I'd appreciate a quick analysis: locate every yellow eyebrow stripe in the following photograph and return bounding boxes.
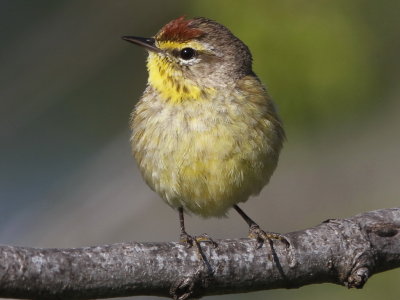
[156,40,208,51]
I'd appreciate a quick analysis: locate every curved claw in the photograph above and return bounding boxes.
[180,232,218,249]
[196,233,218,248]
[180,231,195,248]
[249,224,290,248]
[170,273,197,300]
[169,258,212,300]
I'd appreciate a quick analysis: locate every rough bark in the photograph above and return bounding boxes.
[0,208,399,299]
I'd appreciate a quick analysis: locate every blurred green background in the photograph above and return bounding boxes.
[1,1,399,299]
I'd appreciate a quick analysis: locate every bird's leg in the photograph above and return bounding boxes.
[179,207,195,247]
[177,207,216,276]
[233,204,289,248]
[171,208,215,300]
[178,207,217,248]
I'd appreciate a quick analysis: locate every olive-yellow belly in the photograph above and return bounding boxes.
[131,84,282,217]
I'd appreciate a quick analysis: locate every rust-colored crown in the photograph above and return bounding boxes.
[157,16,205,42]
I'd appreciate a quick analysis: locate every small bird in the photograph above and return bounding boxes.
[123,16,286,246]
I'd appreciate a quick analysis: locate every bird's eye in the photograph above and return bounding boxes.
[180,48,196,60]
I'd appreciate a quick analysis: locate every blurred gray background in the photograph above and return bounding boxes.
[0,1,399,299]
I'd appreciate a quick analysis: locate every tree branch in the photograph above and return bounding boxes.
[0,208,399,299]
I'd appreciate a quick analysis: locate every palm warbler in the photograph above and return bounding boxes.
[123,17,286,246]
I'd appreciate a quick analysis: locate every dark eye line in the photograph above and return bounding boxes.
[171,49,181,57]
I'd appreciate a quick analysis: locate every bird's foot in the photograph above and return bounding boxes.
[170,265,208,300]
[249,224,290,248]
[179,230,195,248]
[179,230,215,275]
[180,231,218,249]
[194,233,218,248]
[173,231,215,299]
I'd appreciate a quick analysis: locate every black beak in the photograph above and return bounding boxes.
[122,36,161,53]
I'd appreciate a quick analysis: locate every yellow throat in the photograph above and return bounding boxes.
[146,41,215,103]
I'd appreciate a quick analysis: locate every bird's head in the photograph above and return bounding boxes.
[123,17,253,103]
